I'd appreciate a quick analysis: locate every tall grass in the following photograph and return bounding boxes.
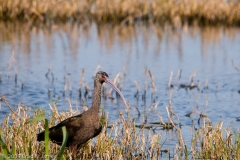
[0,95,239,159]
[0,0,240,25]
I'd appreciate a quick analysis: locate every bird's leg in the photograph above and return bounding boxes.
[69,145,77,155]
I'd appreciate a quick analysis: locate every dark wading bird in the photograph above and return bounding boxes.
[37,71,127,153]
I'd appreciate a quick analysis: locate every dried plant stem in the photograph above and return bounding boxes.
[0,95,21,119]
[168,71,173,88]
[80,68,85,89]
[93,65,102,77]
[148,69,156,92]
[232,60,240,73]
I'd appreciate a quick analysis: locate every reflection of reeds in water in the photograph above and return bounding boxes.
[1,0,240,25]
[0,21,240,57]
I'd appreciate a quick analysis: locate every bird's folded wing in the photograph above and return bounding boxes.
[48,114,84,143]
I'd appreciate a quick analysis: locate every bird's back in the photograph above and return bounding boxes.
[37,109,102,147]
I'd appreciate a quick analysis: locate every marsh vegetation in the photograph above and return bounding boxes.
[1,0,240,26]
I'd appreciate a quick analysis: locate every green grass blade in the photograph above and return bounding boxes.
[184,145,189,159]
[58,126,68,160]
[19,144,25,154]
[18,144,26,160]
[0,134,10,155]
[44,119,50,160]
[11,141,16,158]
[28,140,32,155]
[27,116,46,124]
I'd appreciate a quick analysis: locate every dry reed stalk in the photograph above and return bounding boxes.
[148,70,156,92]
[134,81,140,93]
[79,68,85,89]
[93,65,102,77]
[204,79,209,89]
[176,69,182,85]
[63,81,67,97]
[168,71,173,89]
[165,105,186,159]
[67,78,72,96]
[45,65,53,79]
[117,78,121,92]
[189,70,197,87]
[7,49,17,79]
[134,81,140,97]
[215,83,224,94]
[232,60,240,73]
[157,113,166,126]
[195,98,208,117]
[0,95,21,119]
[197,81,201,91]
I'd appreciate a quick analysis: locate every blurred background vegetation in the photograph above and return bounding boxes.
[0,0,240,26]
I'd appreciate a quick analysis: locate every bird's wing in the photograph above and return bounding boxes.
[48,114,84,144]
[55,114,83,128]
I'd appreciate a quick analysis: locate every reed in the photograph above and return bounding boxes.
[191,119,240,159]
[0,94,239,159]
[0,0,240,25]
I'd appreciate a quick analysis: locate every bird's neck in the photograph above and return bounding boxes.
[91,81,102,112]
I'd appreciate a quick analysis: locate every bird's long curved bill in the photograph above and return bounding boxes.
[105,78,128,108]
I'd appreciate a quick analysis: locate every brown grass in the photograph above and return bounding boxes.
[0,0,240,25]
[0,90,239,159]
[0,95,164,159]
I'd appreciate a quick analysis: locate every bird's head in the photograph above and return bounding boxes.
[95,71,128,108]
[96,71,109,84]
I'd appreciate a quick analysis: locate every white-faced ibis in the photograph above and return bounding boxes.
[37,71,127,153]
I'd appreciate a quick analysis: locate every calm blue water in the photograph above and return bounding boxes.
[0,22,240,154]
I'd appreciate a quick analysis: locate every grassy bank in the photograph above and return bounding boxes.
[0,0,240,25]
[0,94,239,159]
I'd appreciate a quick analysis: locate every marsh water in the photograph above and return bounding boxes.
[0,21,240,154]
